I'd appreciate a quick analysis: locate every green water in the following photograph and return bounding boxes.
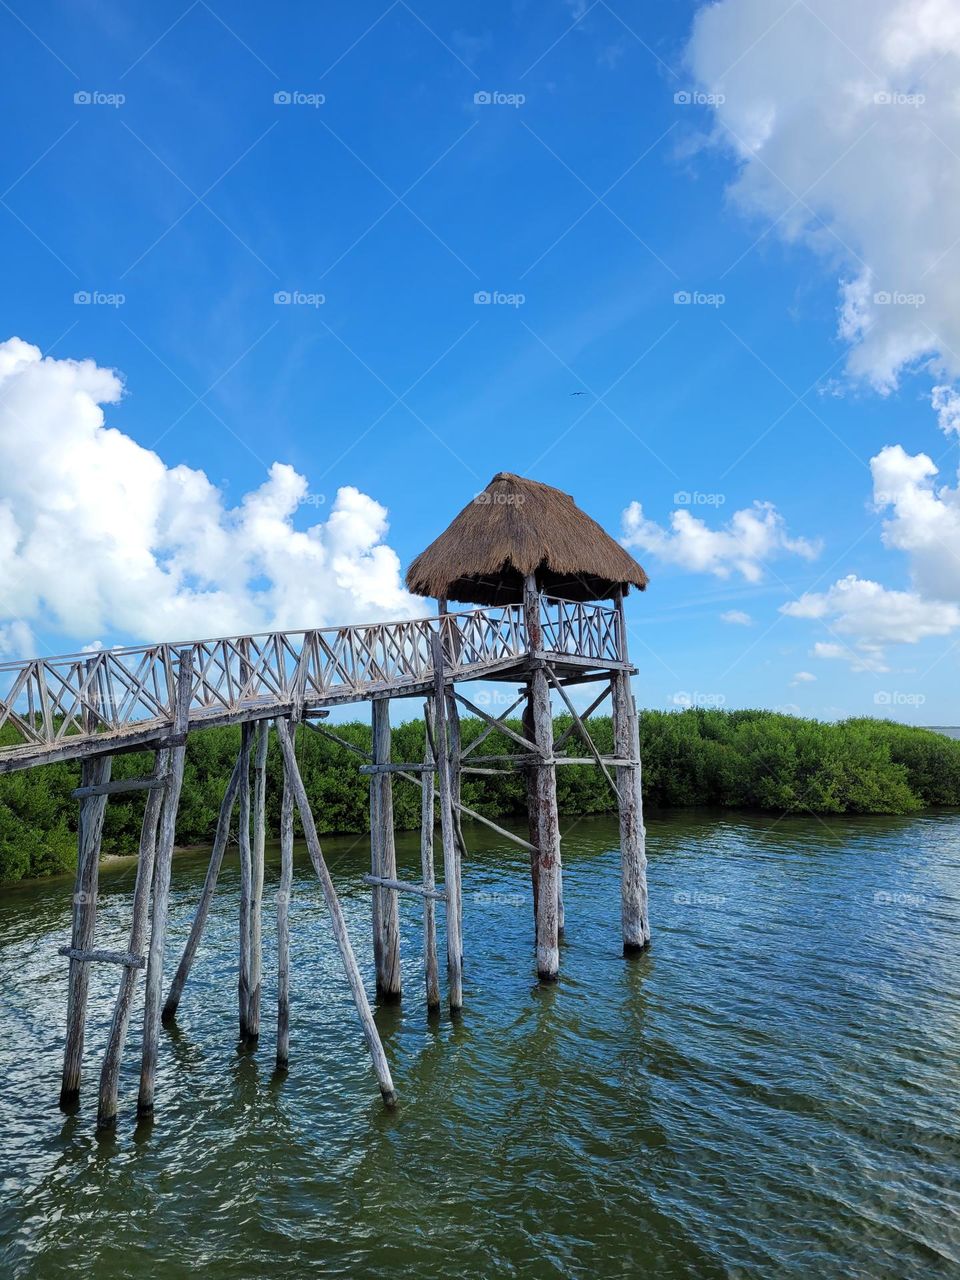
[1,810,958,1279]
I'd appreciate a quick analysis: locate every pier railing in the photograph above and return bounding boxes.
[0,596,623,769]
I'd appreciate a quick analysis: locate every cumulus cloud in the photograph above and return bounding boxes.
[621,500,819,582]
[790,671,816,684]
[782,574,960,671]
[686,0,960,393]
[720,609,753,625]
[0,338,424,654]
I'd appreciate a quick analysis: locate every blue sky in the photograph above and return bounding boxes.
[2,0,959,723]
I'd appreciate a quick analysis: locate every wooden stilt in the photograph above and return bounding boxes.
[274,717,397,1106]
[445,688,467,954]
[248,720,268,1040]
[137,651,192,1117]
[162,749,244,1023]
[60,752,112,1108]
[98,753,168,1128]
[430,632,463,1010]
[524,575,560,982]
[237,721,254,1041]
[612,669,649,952]
[370,699,401,1002]
[276,752,294,1070]
[522,691,540,935]
[421,702,441,1011]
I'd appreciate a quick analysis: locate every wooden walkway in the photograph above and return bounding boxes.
[0,597,625,774]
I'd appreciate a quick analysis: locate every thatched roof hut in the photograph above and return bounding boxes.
[406,472,648,606]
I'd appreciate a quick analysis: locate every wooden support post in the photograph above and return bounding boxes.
[612,668,650,952]
[276,738,295,1071]
[370,699,401,1002]
[522,689,540,935]
[98,752,168,1129]
[248,720,268,1040]
[237,721,254,1042]
[274,717,397,1106]
[524,575,561,981]
[430,633,463,1010]
[421,703,440,1011]
[60,752,112,1108]
[162,749,244,1023]
[137,650,192,1118]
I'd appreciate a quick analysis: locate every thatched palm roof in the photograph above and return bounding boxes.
[406,472,649,605]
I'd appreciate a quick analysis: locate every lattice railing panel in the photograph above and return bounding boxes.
[0,598,620,765]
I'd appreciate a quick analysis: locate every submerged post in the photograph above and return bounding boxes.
[137,648,192,1118]
[60,751,112,1108]
[612,589,649,951]
[370,699,401,1002]
[275,716,397,1106]
[237,721,254,1042]
[430,631,463,1010]
[421,702,441,1011]
[162,749,244,1022]
[523,574,561,981]
[97,751,168,1129]
[248,720,268,1040]
[276,756,294,1071]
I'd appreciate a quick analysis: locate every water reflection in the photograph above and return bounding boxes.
[1,809,958,1277]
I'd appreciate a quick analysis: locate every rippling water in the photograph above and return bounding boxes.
[1,809,959,1279]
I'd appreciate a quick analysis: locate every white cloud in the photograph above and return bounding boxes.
[720,609,753,625]
[621,499,819,582]
[0,338,424,652]
[790,670,816,684]
[686,0,960,394]
[782,574,960,670]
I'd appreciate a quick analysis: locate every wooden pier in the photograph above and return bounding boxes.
[0,472,650,1126]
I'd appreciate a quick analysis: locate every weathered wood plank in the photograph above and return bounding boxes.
[59,947,144,968]
[363,874,445,901]
[71,776,167,799]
